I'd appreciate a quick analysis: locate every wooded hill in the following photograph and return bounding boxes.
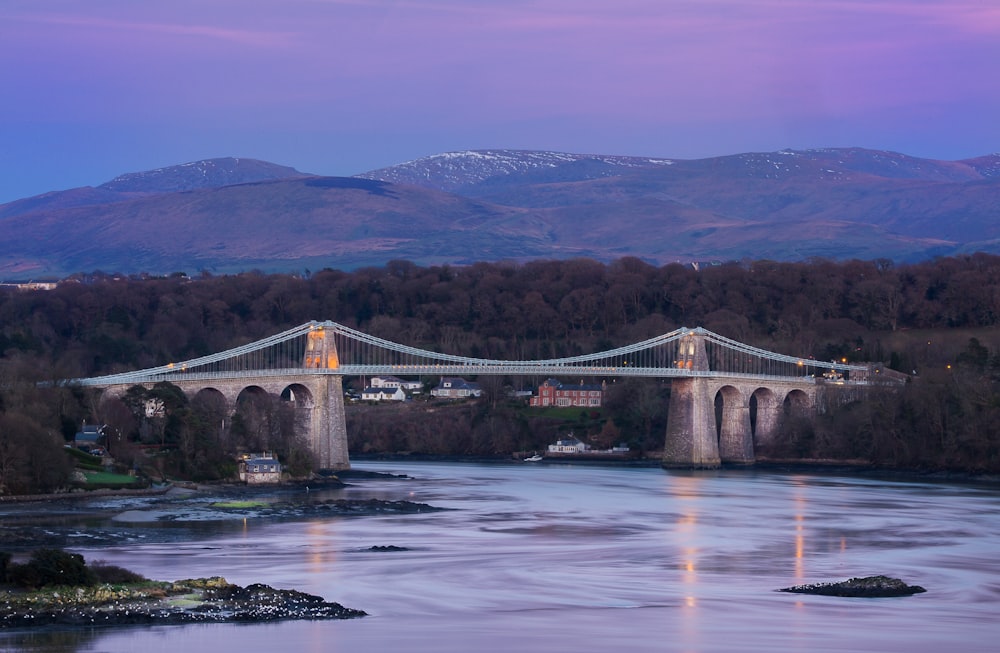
[1,254,999,493]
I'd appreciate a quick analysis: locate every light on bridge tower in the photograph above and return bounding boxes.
[676,331,709,371]
[304,327,340,369]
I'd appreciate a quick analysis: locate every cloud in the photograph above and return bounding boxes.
[7,12,295,48]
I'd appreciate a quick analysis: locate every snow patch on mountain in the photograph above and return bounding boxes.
[357,149,674,192]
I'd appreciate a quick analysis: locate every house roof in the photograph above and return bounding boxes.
[541,379,604,392]
[74,425,104,441]
[246,457,280,465]
[436,377,481,390]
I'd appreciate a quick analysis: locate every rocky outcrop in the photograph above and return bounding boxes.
[779,575,926,597]
[0,576,365,628]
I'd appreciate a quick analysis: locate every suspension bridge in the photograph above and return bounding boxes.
[72,320,876,470]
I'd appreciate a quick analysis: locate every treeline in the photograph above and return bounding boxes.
[1,254,1000,491]
[4,254,1000,376]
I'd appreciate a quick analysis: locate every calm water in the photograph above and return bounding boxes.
[3,461,999,652]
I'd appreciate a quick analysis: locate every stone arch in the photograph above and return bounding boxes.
[236,385,271,404]
[715,385,753,464]
[280,383,314,408]
[191,387,230,428]
[782,389,812,418]
[193,387,230,412]
[233,385,277,452]
[279,383,315,450]
[100,385,127,402]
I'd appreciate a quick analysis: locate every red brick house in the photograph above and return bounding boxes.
[529,378,605,408]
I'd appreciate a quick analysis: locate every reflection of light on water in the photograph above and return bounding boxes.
[307,522,333,572]
[683,545,698,608]
[792,481,807,580]
[795,511,804,579]
[669,476,702,634]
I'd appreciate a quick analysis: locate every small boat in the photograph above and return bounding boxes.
[523,454,543,462]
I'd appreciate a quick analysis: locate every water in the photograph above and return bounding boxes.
[3,462,999,652]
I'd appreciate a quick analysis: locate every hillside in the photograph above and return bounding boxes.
[1,148,998,276]
[0,177,541,275]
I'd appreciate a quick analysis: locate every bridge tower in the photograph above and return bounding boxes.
[303,325,349,471]
[663,331,721,469]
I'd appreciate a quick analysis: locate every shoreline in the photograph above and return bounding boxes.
[3,456,998,506]
[352,453,1000,485]
[0,484,175,504]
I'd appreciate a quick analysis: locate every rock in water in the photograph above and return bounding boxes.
[0,578,366,628]
[779,575,926,597]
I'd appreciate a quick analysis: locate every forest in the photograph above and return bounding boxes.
[2,254,1000,493]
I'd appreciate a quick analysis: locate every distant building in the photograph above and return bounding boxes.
[430,377,482,399]
[360,386,407,402]
[73,424,105,453]
[238,453,282,484]
[545,435,630,457]
[144,398,165,418]
[370,375,423,392]
[0,280,59,291]
[529,378,605,408]
[547,437,590,454]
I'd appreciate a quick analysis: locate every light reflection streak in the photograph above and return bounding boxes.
[795,507,805,580]
[790,479,810,613]
[668,476,703,646]
[306,521,332,573]
[792,479,808,581]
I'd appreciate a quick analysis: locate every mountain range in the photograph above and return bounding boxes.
[1,148,998,278]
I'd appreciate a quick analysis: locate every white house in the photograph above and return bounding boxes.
[370,375,423,392]
[547,436,591,454]
[430,377,482,399]
[360,386,407,402]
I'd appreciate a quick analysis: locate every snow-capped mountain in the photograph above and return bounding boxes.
[357,150,674,192]
[1,147,998,277]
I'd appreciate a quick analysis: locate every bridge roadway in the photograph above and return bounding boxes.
[112,365,843,382]
[82,325,873,471]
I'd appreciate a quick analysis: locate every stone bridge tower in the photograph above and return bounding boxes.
[663,331,720,468]
[300,325,349,470]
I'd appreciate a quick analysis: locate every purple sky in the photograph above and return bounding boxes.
[1,0,998,202]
